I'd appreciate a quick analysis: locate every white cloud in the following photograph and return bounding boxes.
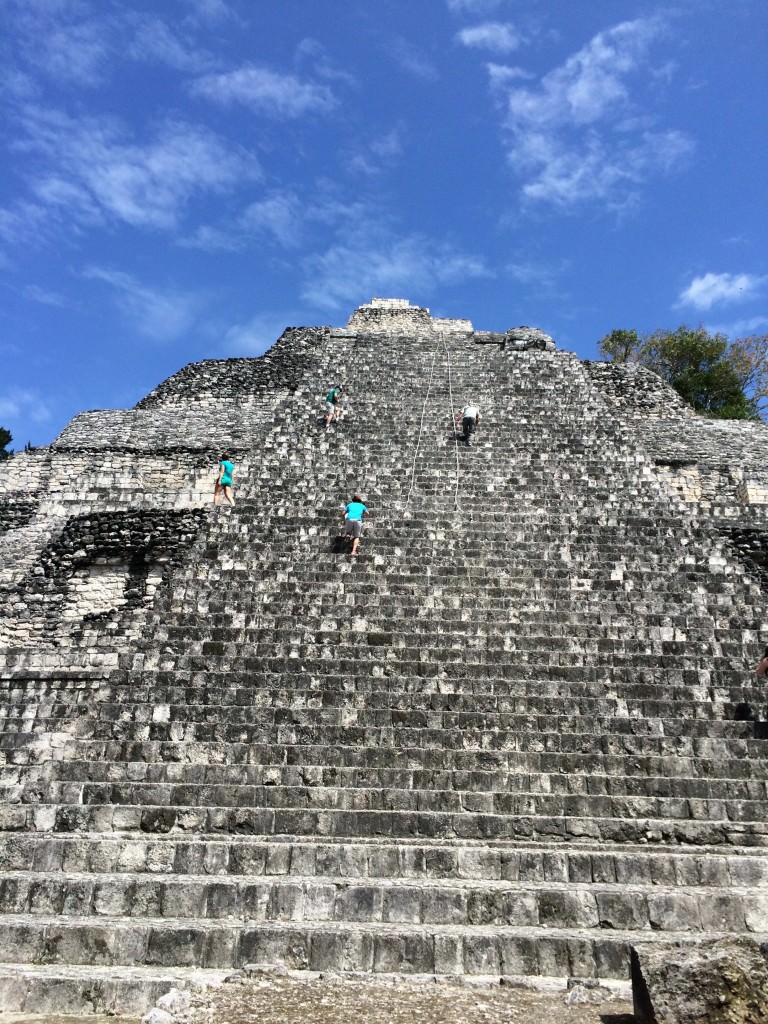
[10,107,259,234]
[7,7,113,87]
[301,234,491,311]
[127,18,214,73]
[243,192,304,247]
[23,284,74,309]
[182,184,371,255]
[0,389,52,424]
[223,311,298,355]
[180,224,244,253]
[506,259,567,292]
[83,267,204,342]
[180,189,306,252]
[0,200,50,247]
[487,63,533,88]
[179,0,235,24]
[707,315,768,338]
[191,65,337,117]
[678,272,768,311]
[457,23,522,55]
[518,128,691,207]
[495,16,692,208]
[295,38,355,85]
[446,0,504,13]
[346,127,404,176]
[386,39,439,81]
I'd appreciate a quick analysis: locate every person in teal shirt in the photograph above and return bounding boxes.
[342,494,367,556]
[214,452,235,509]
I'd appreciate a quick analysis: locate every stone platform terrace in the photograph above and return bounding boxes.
[1,298,767,1015]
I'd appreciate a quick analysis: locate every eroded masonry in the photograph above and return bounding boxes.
[1,298,768,1015]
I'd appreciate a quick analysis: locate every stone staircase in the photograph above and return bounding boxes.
[1,302,768,1014]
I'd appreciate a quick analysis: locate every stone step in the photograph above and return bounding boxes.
[3,834,766,887]
[9,744,766,784]
[7,678,763,711]
[0,716,755,751]
[3,802,767,846]
[0,913,763,980]
[0,699,751,730]
[0,870,763,935]
[7,681,764,719]
[26,779,768,824]
[0,962,227,1015]
[4,732,764,767]
[18,761,768,802]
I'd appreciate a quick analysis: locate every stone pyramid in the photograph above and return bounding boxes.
[1,298,767,1015]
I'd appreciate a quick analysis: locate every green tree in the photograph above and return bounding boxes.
[642,326,756,419]
[598,325,759,421]
[597,328,643,363]
[728,333,768,418]
[0,427,12,461]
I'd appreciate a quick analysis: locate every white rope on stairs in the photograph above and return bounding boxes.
[400,331,463,515]
[441,331,463,513]
[402,336,439,512]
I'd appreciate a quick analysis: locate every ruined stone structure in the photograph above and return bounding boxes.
[1,297,768,1014]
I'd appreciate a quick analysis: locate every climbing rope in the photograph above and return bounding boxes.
[441,332,463,513]
[402,337,439,512]
[401,331,463,514]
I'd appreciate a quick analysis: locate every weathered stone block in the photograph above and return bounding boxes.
[631,938,768,1024]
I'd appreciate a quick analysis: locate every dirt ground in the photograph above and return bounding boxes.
[0,972,637,1024]
[174,972,636,1024]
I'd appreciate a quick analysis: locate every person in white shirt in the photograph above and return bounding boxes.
[455,403,480,446]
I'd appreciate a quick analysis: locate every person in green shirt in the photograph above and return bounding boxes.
[324,386,342,427]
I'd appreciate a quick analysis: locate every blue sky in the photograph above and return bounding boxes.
[1,0,766,448]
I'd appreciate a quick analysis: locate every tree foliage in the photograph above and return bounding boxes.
[728,334,768,417]
[0,427,12,461]
[598,325,765,421]
[597,328,642,363]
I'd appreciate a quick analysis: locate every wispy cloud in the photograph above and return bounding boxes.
[242,192,305,247]
[446,0,505,13]
[457,23,523,54]
[345,127,404,176]
[83,267,205,341]
[0,388,52,424]
[179,0,236,25]
[181,189,305,252]
[386,39,439,81]
[678,272,768,310]
[182,183,371,255]
[506,258,567,293]
[8,107,258,236]
[7,5,113,87]
[222,310,300,355]
[23,284,75,309]
[191,65,338,117]
[127,17,214,73]
[492,16,693,208]
[0,200,50,248]
[301,233,491,310]
[487,63,533,87]
[707,315,768,338]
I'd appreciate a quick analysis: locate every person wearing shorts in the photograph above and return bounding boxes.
[214,452,235,509]
[342,494,367,556]
[324,386,341,426]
